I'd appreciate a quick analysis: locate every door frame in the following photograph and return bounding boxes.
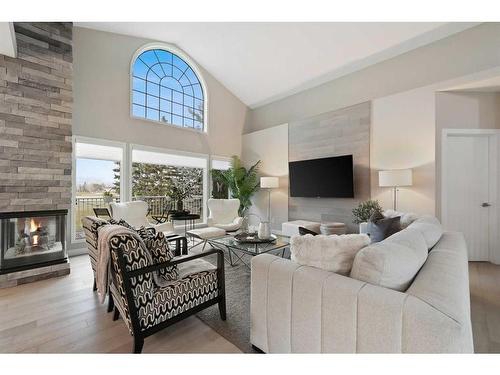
[441,128,499,263]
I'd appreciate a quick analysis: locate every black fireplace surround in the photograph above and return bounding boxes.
[0,210,68,274]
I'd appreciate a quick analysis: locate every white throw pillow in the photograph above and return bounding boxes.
[290,234,370,275]
[350,228,428,291]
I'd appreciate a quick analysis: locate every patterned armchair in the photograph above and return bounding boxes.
[107,229,226,353]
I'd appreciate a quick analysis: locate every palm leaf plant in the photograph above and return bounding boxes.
[211,156,261,216]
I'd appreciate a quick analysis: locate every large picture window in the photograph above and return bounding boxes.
[131,46,206,131]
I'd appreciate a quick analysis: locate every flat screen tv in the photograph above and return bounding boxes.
[289,155,354,198]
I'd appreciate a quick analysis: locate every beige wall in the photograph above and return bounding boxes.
[371,88,436,215]
[242,124,289,231]
[73,27,248,157]
[244,23,500,219]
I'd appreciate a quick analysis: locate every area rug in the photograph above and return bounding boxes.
[194,248,256,353]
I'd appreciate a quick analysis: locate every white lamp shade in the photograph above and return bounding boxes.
[260,176,279,189]
[379,169,412,187]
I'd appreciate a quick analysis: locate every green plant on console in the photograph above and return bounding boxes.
[352,199,382,224]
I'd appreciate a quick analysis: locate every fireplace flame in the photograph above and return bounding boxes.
[30,219,39,245]
[30,218,38,232]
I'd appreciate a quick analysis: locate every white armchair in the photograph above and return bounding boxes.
[207,198,243,232]
[109,201,174,234]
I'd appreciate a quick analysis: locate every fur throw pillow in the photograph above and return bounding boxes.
[291,234,370,275]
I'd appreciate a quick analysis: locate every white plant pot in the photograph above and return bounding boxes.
[359,222,369,234]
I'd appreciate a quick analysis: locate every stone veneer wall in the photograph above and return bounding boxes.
[0,23,73,212]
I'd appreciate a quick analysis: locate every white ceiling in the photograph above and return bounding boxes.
[76,22,479,108]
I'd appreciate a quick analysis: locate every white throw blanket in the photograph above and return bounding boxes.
[96,225,137,304]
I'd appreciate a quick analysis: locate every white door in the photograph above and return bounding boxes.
[442,131,498,262]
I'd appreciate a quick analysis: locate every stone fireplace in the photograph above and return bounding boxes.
[0,23,73,287]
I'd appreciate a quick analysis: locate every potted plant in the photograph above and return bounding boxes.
[166,168,201,214]
[352,199,382,234]
[102,189,114,204]
[211,156,261,216]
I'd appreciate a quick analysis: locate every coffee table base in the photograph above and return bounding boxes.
[208,240,288,270]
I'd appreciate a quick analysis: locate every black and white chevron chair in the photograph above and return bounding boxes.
[107,229,226,353]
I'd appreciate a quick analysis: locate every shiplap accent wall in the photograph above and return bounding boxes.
[288,102,371,233]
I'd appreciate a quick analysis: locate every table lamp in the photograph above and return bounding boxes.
[378,169,412,210]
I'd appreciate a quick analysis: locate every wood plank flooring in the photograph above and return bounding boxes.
[469,262,500,353]
[0,256,499,353]
[0,255,241,353]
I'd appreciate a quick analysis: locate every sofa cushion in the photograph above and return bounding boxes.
[291,234,370,275]
[350,228,428,291]
[407,215,443,249]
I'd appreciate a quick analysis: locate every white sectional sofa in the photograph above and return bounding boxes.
[250,216,473,353]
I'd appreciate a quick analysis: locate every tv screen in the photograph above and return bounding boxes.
[289,155,354,198]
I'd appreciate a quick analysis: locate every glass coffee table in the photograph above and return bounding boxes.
[207,234,290,269]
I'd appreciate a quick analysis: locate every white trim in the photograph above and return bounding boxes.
[71,136,127,244]
[129,42,209,134]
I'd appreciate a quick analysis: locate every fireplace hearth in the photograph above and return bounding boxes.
[0,210,68,274]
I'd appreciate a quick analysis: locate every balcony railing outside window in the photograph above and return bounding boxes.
[74,195,203,240]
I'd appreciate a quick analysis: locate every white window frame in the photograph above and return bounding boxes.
[129,143,209,226]
[130,42,209,134]
[71,136,127,244]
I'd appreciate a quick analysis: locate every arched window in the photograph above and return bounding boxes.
[131,45,206,131]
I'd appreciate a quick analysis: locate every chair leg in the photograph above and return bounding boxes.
[92,278,97,291]
[133,336,144,354]
[107,294,114,313]
[112,307,120,321]
[218,296,227,321]
[182,237,188,255]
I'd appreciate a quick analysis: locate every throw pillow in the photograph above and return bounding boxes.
[298,226,319,236]
[291,234,370,275]
[367,211,401,242]
[138,228,178,286]
[383,209,419,228]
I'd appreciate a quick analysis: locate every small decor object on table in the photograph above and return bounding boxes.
[352,199,382,234]
[234,232,277,244]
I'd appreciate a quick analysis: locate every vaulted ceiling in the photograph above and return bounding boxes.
[76,22,478,108]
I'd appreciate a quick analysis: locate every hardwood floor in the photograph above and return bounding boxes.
[0,256,499,353]
[469,262,500,353]
[0,255,241,353]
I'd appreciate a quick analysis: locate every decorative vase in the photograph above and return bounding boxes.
[176,200,184,212]
[258,221,271,239]
[359,222,368,234]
